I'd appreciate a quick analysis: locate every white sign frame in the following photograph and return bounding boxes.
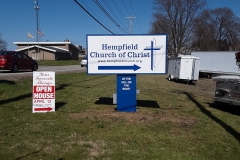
[87,34,168,74]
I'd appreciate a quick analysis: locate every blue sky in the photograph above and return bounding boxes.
[0,0,239,50]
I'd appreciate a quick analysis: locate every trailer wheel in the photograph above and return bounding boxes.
[168,75,172,81]
[207,74,212,79]
[191,80,197,85]
[188,80,196,85]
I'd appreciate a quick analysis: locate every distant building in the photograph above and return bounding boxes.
[14,40,83,60]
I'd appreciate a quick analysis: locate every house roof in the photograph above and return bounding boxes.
[13,41,81,51]
[15,45,69,53]
[14,42,72,45]
[44,46,69,53]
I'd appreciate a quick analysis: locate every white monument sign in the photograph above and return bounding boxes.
[87,34,167,74]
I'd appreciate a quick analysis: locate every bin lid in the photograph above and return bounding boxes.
[169,54,200,60]
[213,75,240,83]
[178,55,200,59]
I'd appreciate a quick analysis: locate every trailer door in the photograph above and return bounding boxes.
[168,59,175,76]
[174,59,181,78]
[191,58,200,80]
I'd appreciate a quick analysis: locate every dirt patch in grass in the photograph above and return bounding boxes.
[78,140,106,157]
[69,109,197,127]
[194,78,216,96]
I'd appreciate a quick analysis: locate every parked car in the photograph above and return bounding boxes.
[0,51,38,72]
[80,56,87,67]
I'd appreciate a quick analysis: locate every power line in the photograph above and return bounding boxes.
[102,0,129,31]
[74,0,146,35]
[80,0,113,30]
[112,0,129,27]
[94,0,127,34]
[94,0,119,27]
[74,0,114,34]
[121,0,141,34]
[121,0,132,16]
[128,0,144,34]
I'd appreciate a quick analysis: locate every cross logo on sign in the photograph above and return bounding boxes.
[144,40,163,71]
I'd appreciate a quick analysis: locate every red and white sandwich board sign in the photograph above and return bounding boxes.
[32,71,55,113]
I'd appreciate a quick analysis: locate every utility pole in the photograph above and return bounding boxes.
[126,16,136,34]
[34,0,40,60]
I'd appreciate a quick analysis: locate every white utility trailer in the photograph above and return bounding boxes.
[168,55,200,83]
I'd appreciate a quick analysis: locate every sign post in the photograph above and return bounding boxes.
[87,35,167,112]
[117,74,136,112]
[32,71,55,113]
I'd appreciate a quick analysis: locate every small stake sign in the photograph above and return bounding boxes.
[32,71,55,113]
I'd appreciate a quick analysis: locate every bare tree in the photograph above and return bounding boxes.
[150,0,206,57]
[225,14,240,51]
[0,33,7,51]
[192,8,240,51]
[192,9,216,50]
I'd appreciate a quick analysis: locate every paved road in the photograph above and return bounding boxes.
[0,65,86,77]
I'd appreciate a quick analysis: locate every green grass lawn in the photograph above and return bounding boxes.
[0,73,240,159]
[37,60,80,66]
